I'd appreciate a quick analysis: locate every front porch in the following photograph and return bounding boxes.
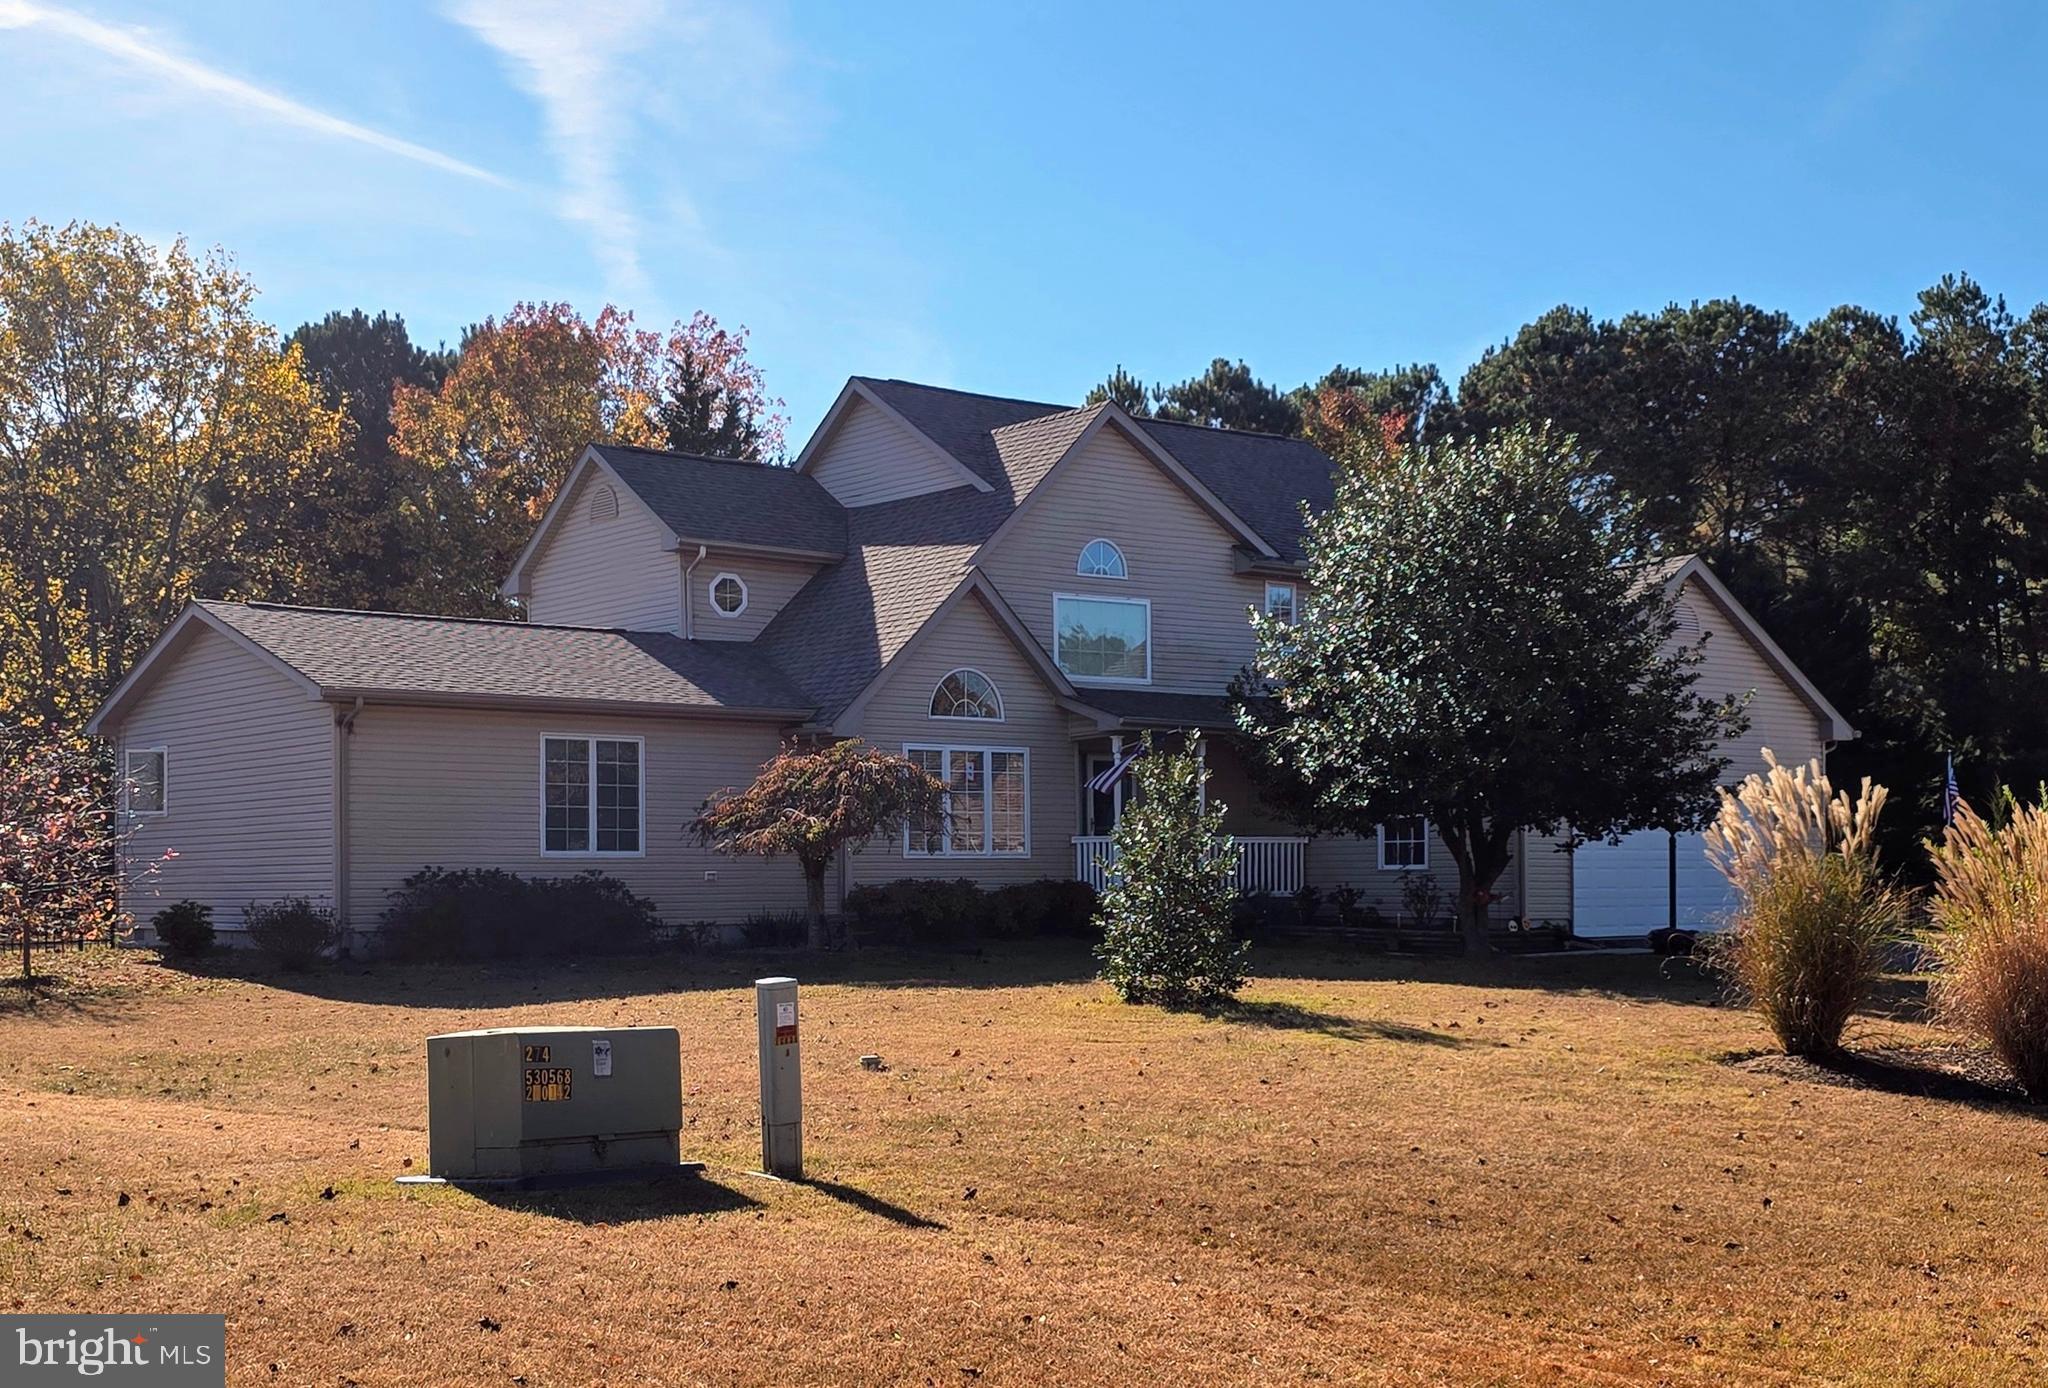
[1068,710,1306,896]
[1070,834,1307,896]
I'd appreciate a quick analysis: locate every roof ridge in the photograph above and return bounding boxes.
[989,400,1107,435]
[216,599,665,638]
[855,376,1070,414]
[595,442,788,471]
[1135,414,1318,445]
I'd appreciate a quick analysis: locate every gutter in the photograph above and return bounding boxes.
[681,544,707,639]
[333,697,363,931]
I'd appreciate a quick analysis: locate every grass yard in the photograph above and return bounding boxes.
[1,942,2043,1386]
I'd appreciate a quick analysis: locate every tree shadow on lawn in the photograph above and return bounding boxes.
[207,939,1104,1010]
[1202,997,1477,1046]
[1251,941,1731,1009]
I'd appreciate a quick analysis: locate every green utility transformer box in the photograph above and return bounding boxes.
[425,1025,681,1180]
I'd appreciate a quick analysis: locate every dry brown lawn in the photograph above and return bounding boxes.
[1,941,2043,1386]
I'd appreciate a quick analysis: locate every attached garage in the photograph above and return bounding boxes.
[1570,830,1736,940]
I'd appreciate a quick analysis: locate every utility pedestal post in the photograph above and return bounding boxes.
[755,976,802,1178]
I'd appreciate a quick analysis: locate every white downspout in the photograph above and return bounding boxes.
[681,544,708,639]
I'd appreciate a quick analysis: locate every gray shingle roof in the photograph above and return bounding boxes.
[592,444,846,556]
[854,378,1065,493]
[1070,689,1240,729]
[1132,419,1334,564]
[201,601,814,715]
[754,488,1014,719]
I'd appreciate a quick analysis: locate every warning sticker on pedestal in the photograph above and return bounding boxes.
[774,1000,797,1045]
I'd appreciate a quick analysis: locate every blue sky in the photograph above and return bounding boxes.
[3,1,2044,431]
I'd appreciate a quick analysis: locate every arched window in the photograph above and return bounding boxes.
[709,572,748,617]
[930,668,1003,721]
[1076,538,1128,579]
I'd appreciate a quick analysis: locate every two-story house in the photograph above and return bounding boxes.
[88,377,1855,944]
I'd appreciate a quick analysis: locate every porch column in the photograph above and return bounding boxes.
[1196,736,1206,812]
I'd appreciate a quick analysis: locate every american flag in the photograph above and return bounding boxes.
[1087,746,1142,795]
[1943,755,1962,827]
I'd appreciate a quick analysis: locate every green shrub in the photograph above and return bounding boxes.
[990,879,1098,937]
[740,910,808,948]
[244,897,339,971]
[151,900,215,958]
[1703,753,1908,1058]
[379,867,659,960]
[1928,795,2048,1100]
[1095,736,1247,1007]
[1330,884,1365,927]
[1288,884,1323,928]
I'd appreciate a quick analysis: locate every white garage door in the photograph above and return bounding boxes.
[1572,830,1737,940]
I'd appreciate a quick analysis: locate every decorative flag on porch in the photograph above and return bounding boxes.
[1087,746,1142,795]
[1943,755,1962,827]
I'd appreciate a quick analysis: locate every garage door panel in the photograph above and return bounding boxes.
[1571,830,1670,938]
[1674,831,1736,931]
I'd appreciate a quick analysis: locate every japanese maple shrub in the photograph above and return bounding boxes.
[1095,735,1248,1007]
[693,740,949,949]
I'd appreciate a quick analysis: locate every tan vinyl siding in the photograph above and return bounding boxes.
[1305,829,1516,922]
[1518,576,1835,926]
[689,554,823,641]
[979,426,1270,693]
[842,596,1075,889]
[1682,576,1828,776]
[345,705,806,926]
[808,396,971,507]
[114,625,335,934]
[525,468,682,633]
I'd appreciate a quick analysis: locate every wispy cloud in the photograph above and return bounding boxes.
[0,0,510,187]
[442,0,811,299]
[1814,0,1948,137]
[442,0,661,294]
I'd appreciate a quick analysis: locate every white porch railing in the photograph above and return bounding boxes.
[1071,836,1307,897]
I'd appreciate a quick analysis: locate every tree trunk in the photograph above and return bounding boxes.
[802,863,828,951]
[1439,817,1516,956]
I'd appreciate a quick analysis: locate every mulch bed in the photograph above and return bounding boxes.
[1731,1042,2039,1108]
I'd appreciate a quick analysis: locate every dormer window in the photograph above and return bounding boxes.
[931,669,1003,720]
[709,572,748,617]
[1077,538,1128,579]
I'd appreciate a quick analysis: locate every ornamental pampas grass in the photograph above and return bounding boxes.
[1703,751,1908,1058]
[1928,797,2048,1101]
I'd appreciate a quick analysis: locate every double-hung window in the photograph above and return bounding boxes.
[904,745,1027,857]
[124,747,167,815]
[1378,817,1429,870]
[542,735,644,855]
[1263,581,1297,624]
[1053,594,1150,683]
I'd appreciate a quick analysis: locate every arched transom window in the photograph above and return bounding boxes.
[1076,538,1128,579]
[930,668,1003,720]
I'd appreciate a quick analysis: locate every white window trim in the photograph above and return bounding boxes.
[901,743,1031,858]
[1076,537,1129,580]
[539,733,648,858]
[929,667,1005,722]
[1263,581,1298,621]
[1377,818,1430,871]
[123,745,168,817]
[708,571,749,618]
[1052,592,1153,686]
